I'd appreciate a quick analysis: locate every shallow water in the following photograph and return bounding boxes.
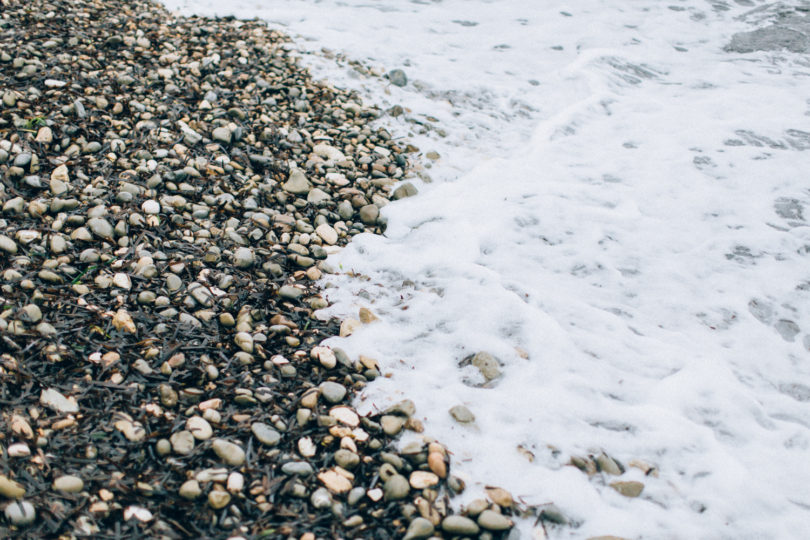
[162,1,810,537]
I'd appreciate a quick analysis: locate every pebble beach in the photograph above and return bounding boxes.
[0,0,516,538]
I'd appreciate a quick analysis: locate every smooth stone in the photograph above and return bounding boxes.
[409,471,439,489]
[233,247,255,268]
[472,351,501,381]
[315,223,338,245]
[179,480,201,500]
[112,273,131,289]
[334,449,360,469]
[0,475,25,498]
[392,182,419,200]
[87,217,114,239]
[0,235,18,253]
[442,515,480,535]
[281,461,313,476]
[403,517,434,540]
[170,430,195,455]
[311,487,332,509]
[4,500,35,526]
[610,481,644,498]
[251,422,281,446]
[383,474,410,501]
[388,69,408,87]
[141,200,160,214]
[40,388,78,413]
[478,510,513,531]
[211,127,232,144]
[449,405,476,423]
[19,304,42,323]
[186,416,213,440]
[359,204,379,225]
[208,490,231,509]
[53,475,83,493]
[319,381,347,404]
[165,273,182,292]
[283,169,311,195]
[212,439,246,466]
[380,415,406,436]
[278,285,303,300]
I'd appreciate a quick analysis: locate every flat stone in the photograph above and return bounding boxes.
[19,304,42,323]
[442,515,480,536]
[311,487,332,508]
[141,200,160,214]
[329,406,360,427]
[334,449,360,469]
[278,285,303,300]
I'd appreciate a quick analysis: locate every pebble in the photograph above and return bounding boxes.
[409,471,439,489]
[388,69,408,87]
[208,490,231,509]
[359,204,379,225]
[186,416,213,440]
[449,404,476,423]
[380,415,406,436]
[4,500,36,526]
[318,469,353,493]
[211,127,232,144]
[311,487,332,508]
[141,200,160,214]
[53,475,84,493]
[610,481,644,498]
[383,474,410,501]
[40,388,79,414]
[442,515,480,536]
[233,247,255,268]
[179,480,201,500]
[319,381,347,403]
[283,169,311,195]
[87,217,114,239]
[169,430,195,455]
[212,439,246,466]
[472,351,502,381]
[251,422,281,446]
[0,235,18,253]
[478,509,513,531]
[281,461,314,476]
[0,475,26,498]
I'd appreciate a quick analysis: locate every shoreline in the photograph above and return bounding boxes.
[0,0,519,538]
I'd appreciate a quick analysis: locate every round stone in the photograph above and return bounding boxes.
[212,439,245,466]
[179,479,201,500]
[53,475,84,493]
[4,500,36,526]
[186,416,213,440]
[251,423,281,446]
[383,474,410,501]
[442,515,480,535]
[477,509,513,531]
[233,247,255,268]
[403,517,434,540]
[141,200,160,214]
[170,430,195,455]
[319,381,347,404]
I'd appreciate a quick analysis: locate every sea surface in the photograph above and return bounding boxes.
[161,1,810,537]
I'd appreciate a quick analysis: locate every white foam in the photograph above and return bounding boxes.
[162,1,810,537]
